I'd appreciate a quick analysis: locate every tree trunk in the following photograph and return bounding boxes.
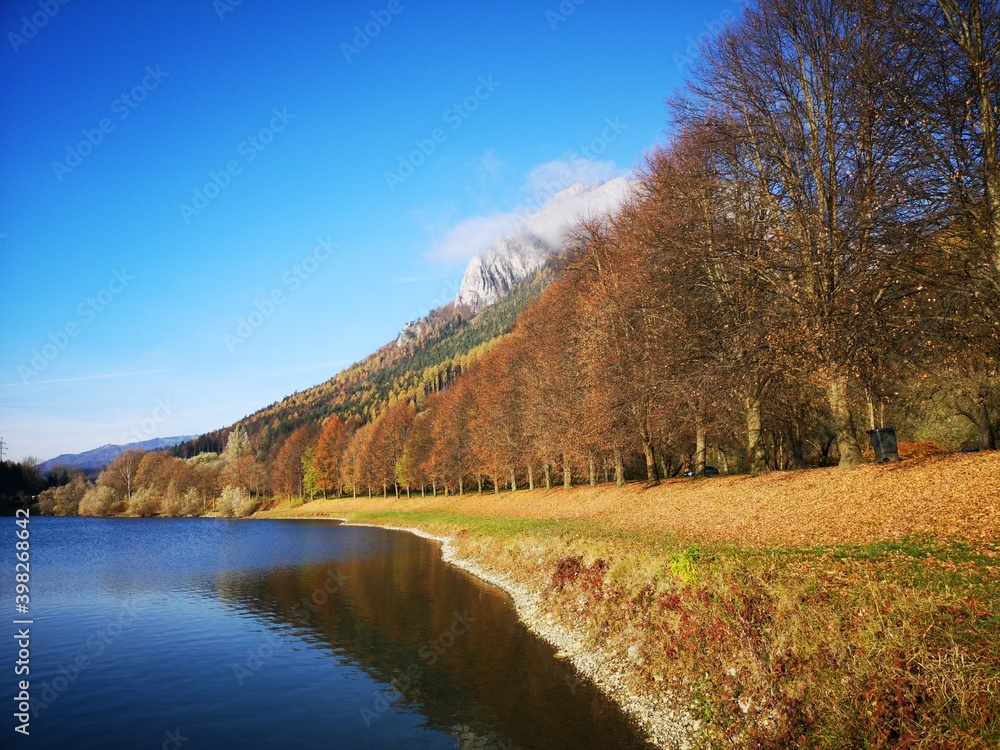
[746,396,767,476]
[978,397,995,451]
[459,477,464,495]
[432,481,437,497]
[527,465,534,491]
[493,475,499,495]
[588,456,597,487]
[790,424,806,470]
[694,411,707,477]
[543,462,551,490]
[562,454,572,489]
[614,447,625,487]
[394,483,399,499]
[827,373,862,468]
[642,439,659,486]
[477,476,483,494]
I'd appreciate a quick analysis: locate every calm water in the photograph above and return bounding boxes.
[1,517,652,749]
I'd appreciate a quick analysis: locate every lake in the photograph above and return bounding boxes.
[1,517,652,749]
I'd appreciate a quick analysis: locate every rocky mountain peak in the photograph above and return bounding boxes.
[454,177,632,312]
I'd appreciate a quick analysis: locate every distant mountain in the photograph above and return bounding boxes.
[41,436,197,475]
[455,178,633,312]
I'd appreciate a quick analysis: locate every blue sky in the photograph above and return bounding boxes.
[0,0,741,462]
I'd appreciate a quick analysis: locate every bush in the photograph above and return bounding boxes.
[216,485,257,518]
[78,486,118,517]
[181,487,204,516]
[127,487,162,517]
[37,475,89,516]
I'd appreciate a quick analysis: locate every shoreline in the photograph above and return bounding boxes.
[262,513,693,748]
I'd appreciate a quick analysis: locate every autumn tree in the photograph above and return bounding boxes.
[368,399,416,498]
[272,424,318,498]
[135,451,179,496]
[641,132,782,475]
[222,425,262,493]
[469,339,530,493]
[100,449,144,504]
[310,415,346,497]
[343,422,376,497]
[399,408,435,496]
[429,379,475,494]
[678,0,928,467]
[897,0,1000,448]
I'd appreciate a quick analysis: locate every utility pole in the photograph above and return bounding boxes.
[0,437,6,461]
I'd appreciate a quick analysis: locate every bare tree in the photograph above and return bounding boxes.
[676,0,927,467]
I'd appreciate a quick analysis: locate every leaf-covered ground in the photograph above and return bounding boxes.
[262,449,1000,547]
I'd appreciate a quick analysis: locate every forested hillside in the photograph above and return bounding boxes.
[172,269,549,460]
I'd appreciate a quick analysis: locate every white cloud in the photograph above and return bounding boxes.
[472,148,505,179]
[427,211,522,263]
[425,156,627,264]
[525,158,622,199]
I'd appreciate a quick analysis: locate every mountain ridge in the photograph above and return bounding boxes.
[41,435,197,474]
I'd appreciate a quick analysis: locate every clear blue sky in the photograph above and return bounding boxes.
[0,0,742,462]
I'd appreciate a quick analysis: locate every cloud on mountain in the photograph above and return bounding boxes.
[426,156,629,264]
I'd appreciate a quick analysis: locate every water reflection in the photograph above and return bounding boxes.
[211,524,652,749]
[10,518,652,750]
